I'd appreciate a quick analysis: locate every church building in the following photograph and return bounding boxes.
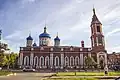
[18,8,108,70]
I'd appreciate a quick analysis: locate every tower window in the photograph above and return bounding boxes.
[97,26,100,32]
[98,37,102,44]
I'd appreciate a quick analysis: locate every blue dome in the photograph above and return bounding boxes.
[39,33,51,38]
[26,36,33,40]
[54,36,60,41]
[39,27,51,38]
[33,43,37,46]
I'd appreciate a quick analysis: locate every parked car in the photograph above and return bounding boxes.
[23,68,36,72]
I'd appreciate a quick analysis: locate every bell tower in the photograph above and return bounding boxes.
[90,8,105,52]
[90,8,107,68]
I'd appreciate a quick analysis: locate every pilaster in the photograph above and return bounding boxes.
[50,53,53,67]
[61,53,64,67]
[30,52,34,66]
[80,53,83,66]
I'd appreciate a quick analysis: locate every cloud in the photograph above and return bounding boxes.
[1,0,120,53]
[105,28,120,37]
[107,46,120,53]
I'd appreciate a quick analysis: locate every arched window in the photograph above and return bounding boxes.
[45,56,49,66]
[24,56,29,66]
[34,56,38,66]
[65,56,69,66]
[70,56,74,66]
[54,56,59,66]
[97,26,100,32]
[39,56,44,66]
[75,56,79,66]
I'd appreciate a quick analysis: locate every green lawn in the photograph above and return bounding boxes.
[0,71,12,76]
[44,78,98,80]
[56,72,120,76]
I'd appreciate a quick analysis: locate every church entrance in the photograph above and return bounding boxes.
[100,60,104,69]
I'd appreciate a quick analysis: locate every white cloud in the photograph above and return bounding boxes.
[1,0,120,53]
[107,46,120,53]
[105,28,120,37]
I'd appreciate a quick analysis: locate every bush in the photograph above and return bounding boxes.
[0,71,12,76]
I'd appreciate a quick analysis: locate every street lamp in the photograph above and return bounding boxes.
[6,48,10,70]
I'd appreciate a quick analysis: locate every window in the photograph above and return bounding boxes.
[31,48,34,50]
[61,48,64,51]
[94,38,96,43]
[21,48,23,50]
[40,47,44,50]
[50,48,53,51]
[97,26,100,32]
[98,37,102,44]
[70,47,73,51]
[80,48,82,51]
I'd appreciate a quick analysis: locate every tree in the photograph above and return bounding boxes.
[9,53,18,69]
[85,56,97,69]
[2,56,9,67]
[0,53,4,67]
[0,52,18,69]
[0,43,8,53]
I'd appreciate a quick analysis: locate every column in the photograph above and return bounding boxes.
[80,53,83,67]
[30,52,34,68]
[50,53,53,68]
[19,53,23,68]
[61,53,64,68]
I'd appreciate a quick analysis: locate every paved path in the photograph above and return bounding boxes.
[0,72,55,80]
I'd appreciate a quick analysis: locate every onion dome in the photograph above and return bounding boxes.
[54,36,60,41]
[33,42,37,46]
[39,27,51,38]
[81,40,84,43]
[54,32,60,41]
[26,34,33,40]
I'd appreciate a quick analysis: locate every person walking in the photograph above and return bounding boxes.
[104,65,108,76]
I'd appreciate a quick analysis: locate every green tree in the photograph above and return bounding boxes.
[0,43,8,53]
[0,52,18,69]
[2,56,9,67]
[0,53,4,67]
[9,53,18,69]
[85,56,97,69]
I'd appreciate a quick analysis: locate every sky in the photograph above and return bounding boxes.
[0,0,120,53]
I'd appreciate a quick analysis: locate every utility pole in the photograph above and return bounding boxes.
[7,48,10,70]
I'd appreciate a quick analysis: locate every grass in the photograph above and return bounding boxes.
[0,71,12,76]
[43,78,98,80]
[56,72,120,76]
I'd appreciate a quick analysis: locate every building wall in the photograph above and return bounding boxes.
[19,47,93,69]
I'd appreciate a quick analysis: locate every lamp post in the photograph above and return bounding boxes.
[6,48,10,70]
